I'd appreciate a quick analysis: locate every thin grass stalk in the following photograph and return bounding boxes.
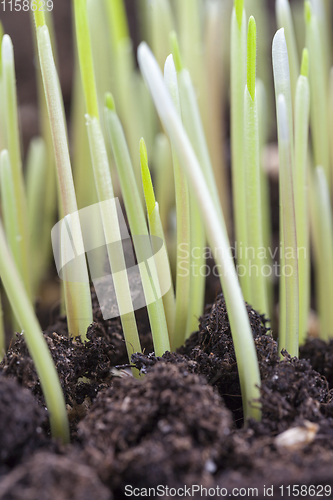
[30,11,59,295]
[105,1,143,193]
[294,49,310,344]
[272,28,294,354]
[231,0,251,302]
[169,37,209,336]
[204,0,231,234]
[140,138,176,340]
[276,0,300,103]
[85,116,142,370]
[138,42,261,422]
[164,55,191,350]
[34,21,92,339]
[151,0,174,69]
[2,35,31,299]
[330,68,333,174]
[256,79,274,319]
[0,22,4,151]
[154,133,174,234]
[0,217,69,442]
[276,94,299,357]
[26,138,47,295]
[244,17,269,317]
[0,293,4,361]
[305,1,330,192]
[312,167,333,339]
[105,97,170,356]
[73,0,142,365]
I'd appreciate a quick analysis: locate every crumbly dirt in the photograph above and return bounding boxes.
[0,376,46,472]
[0,452,112,500]
[1,293,333,499]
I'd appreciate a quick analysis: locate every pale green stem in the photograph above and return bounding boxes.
[305,3,330,192]
[2,35,31,300]
[164,55,191,350]
[154,133,174,234]
[204,0,231,235]
[140,138,176,340]
[330,68,333,174]
[0,217,69,442]
[105,101,170,356]
[312,167,333,340]
[36,25,92,339]
[231,6,251,302]
[244,87,269,317]
[26,138,47,295]
[272,28,294,354]
[276,0,300,103]
[175,67,209,336]
[276,94,299,357]
[294,68,310,344]
[151,0,174,69]
[138,42,261,422]
[257,79,274,320]
[0,292,4,361]
[85,115,142,372]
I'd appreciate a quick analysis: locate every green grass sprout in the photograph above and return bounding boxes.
[140,137,176,339]
[34,23,92,338]
[231,0,250,302]
[164,54,191,349]
[105,95,171,357]
[73,0,142,368]
[311,166,333,340]
[73,0,99,119]
[138,42,261,422]
[305,1,330,193]
[276,94,299,357]
[244,17,269,317]
[26,138,47,296]
[2,35,31,300]
[294,48,310,344]
[272,27,294,353]
[276,0,300,102]
[0,216,69,443]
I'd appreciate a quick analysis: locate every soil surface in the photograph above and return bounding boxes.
[1,293,333,499]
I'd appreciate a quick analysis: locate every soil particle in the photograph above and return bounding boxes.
[0,376,46,471]
[300,337,333,389]
[78,362,232,495]
[0,452,112,500]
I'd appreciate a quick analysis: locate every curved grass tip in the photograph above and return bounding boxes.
[304,1,312,25]
[247,16,257,101]
[235,0,244,30]
[1,34,13,64]
[105,92,116,112]
[140,138,156,218]
[170,31,183,73]
[301,48,309,78]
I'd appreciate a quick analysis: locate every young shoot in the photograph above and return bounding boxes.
[105,95,170,357]
[164,54,191,349]
[0,216,69,443]
[230,0,250,302]
[73,0,142,369]
[138,42,261,422]
[34,19,92,339]
[276,94,299,358]
[244,17,269,317]
[311,166,333,340]
[294,49,310,344]
[140,138,176,339]
[2,35,31,300]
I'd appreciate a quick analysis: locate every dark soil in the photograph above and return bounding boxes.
[1,293,333,499]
